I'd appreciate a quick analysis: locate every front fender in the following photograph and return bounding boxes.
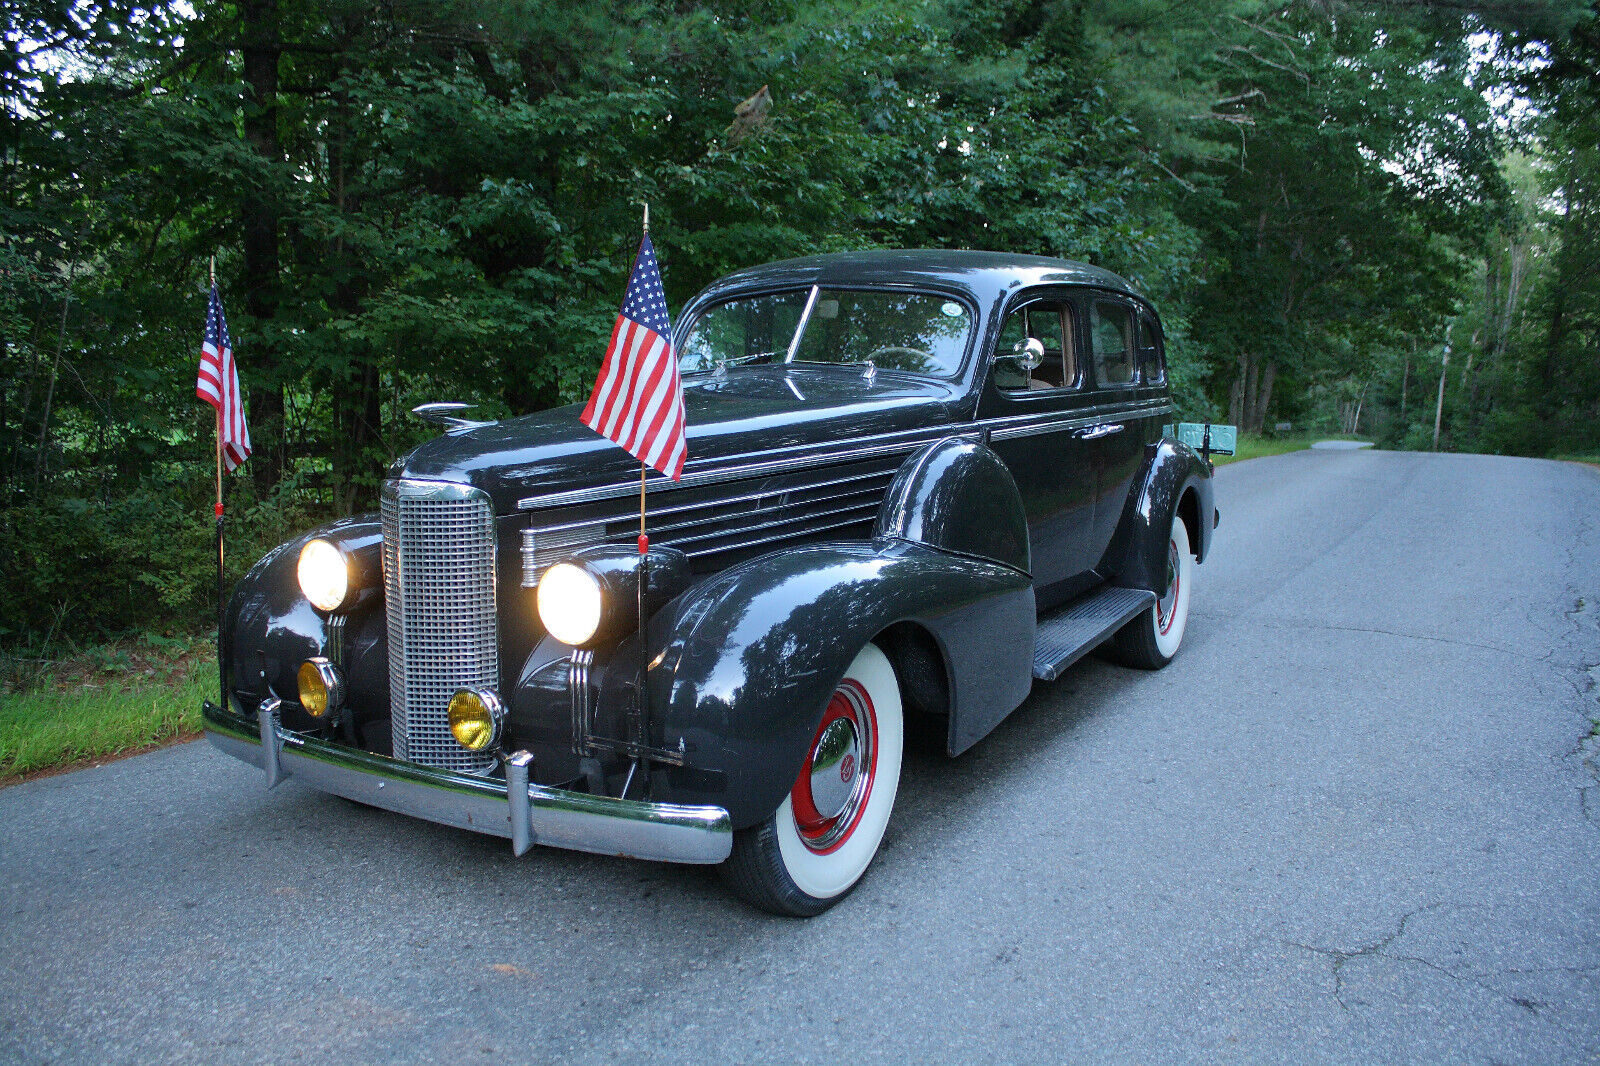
[1100,440,1215,590]
[644,540,1034,828]
[225,516,387,735]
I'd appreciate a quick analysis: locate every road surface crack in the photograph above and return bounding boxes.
[1280,904,1563,1019]
[1282,906,1436,1014]
[1252,618,1518,656]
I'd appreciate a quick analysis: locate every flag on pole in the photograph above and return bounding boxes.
[580,234,688,480]
[196,283,251,471]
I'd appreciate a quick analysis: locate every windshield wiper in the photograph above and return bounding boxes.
[723,350,778,367]
[708,350,779,379]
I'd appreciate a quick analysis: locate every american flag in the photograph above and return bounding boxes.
[580,234,687,480]
[195,283,251,471]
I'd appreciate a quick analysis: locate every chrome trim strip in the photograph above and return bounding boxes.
[682,510,877,559]
[204,701,733,865]
[516,401,1173,510]
[569,650,594,756]
[520,527,539,589]
[325,615,346,665]
[529,468,894,536]
[647,481,886,540]
[519,427,963,510]
[669,498,881,551]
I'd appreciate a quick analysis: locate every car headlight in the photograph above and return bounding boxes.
[297,657,344,718]
[537,562,604,646]
[448,687,505,751]
[297,539,350,612]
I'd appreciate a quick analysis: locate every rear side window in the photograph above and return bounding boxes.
[1138,312,1165,384]
[1091,301,1135,387]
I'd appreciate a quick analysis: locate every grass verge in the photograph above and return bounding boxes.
[1554,451,1600,472]
[1,638,214,785]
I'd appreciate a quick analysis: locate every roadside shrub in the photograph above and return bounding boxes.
[0,472,324,648]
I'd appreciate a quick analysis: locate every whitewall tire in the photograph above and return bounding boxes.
[1110,511,1194,669]
[722,643,904,916]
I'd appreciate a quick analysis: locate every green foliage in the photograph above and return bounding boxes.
[2,0,1595,646]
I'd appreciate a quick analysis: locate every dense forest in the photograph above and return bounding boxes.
[3,0,1598,644]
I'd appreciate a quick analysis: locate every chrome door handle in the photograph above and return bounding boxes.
[1074,423,1125,440]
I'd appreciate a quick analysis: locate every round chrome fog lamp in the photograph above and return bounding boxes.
[448,688,505,752]
[297,539,351,613]
[297,657,345,718]
[537,562,603,646]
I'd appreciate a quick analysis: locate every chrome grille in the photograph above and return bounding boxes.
[381,479,499,774]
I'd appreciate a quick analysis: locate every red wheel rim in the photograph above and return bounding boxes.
[790,679,878,855]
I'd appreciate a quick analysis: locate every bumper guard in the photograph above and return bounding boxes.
[202,699,732,864]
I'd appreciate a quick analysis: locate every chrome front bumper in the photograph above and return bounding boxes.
[202,700,732,864]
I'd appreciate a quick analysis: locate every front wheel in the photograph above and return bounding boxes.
[721,643,904,917]
[1109,511,1194,670]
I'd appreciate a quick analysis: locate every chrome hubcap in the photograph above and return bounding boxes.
[808,717,860,821]
[1156,537,1180,634]
[791,680,878,853]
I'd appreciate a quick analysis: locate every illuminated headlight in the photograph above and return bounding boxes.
[448,688,505,751]
[297,657,344,718]
[537,562,603,646]
[297,539,350,612]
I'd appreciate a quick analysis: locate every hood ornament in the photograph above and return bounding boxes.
[411,402,494,433]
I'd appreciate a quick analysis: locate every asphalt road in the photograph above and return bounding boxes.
[3,449,1598,1064]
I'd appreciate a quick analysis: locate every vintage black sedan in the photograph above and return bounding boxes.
[203,250,1217,916]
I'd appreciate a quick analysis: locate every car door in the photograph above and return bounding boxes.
[976,292,1101,608]
[1084,294,1164,557]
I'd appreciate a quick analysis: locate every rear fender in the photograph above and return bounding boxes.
[1100,440,1215,591]
[643,541,1034,828]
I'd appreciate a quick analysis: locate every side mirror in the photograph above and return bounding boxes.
[997,336,1044,372]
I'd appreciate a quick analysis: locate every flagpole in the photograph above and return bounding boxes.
[632,203,651,799]
[211,255,227,714]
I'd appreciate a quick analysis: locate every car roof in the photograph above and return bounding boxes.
[696,249,1145,305]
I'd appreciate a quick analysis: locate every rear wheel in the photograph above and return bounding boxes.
[1109,511,1194,669]
[722,643,904,917]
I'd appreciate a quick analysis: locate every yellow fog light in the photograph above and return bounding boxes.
[297,539,351,612]
[448,687,505,751]
[297,657,344,718]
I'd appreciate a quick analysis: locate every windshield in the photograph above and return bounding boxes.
[679,288,973,378]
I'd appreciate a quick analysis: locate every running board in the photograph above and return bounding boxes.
[1032,586,1157,681]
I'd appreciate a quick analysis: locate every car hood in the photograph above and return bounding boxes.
[391,366,971,512]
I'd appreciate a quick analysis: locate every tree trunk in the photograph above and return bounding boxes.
[1400,349,1409,420]
[1248,360,1276,433]
[1243,355,1260,431]
[242,0,284,499]
[1228,353,1246,429]
[1433,352,1449,451]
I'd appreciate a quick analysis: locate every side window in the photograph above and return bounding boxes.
[994,302,1078,392]
[1138,312,1166,384]
[1091,300,1135,387]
